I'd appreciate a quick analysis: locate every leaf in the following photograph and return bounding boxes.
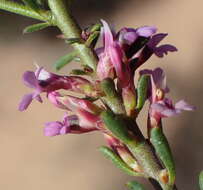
[54,51,78,71]
[21,0,40,12]
[70,69,87,75]
[23,22,50,34]
[99,146,140,177]
[85,31,100,47]
[101,111,133,144]
[150,127,175,185]
[199,171,203,190]
[90,23,102,33]
[65,38,83,44]
[100,78,124,114]
[126,181,146,190]
[136,75,150,111]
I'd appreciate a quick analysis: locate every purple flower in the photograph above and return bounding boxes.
[44,114,77,136]
[140,67,195,122]
[140,67,169,103]
[19,67,98,111]
[118,26,157,46]
[44,114,98,136]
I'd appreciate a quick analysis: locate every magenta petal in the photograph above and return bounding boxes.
[23,71,38,88]
[136,26,157,37]
[101,19,114,50]
[44,121,62,136]
[175,100,196,111]
[18,93,34,111]
[154,45,178,57]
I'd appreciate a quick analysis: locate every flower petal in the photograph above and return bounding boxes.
[23,71,38,88]
[154,44,178,57]
[44,121,63,136]
[18,93,34,111]
[147,33,168,48]
[136,26,157,38]
[101,19,114,50]
[175,100,196,111]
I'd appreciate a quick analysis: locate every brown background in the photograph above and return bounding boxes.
[0,0,202,190]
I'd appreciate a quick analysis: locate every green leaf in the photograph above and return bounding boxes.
[126,181,146,190]
[54,51,77,71]
[99,146,141,177]
[90,23,102,32]
[21,0,40,12]
[199,171,203,190]
[70,69,86,75]
[136,75,150,111]
[35,0,46,6]
[23,22,50,33]
[85,31,100,47]
[101,111,133,144]
[65,38,83,44]
[150,127,175,185]
[101,78,125,114]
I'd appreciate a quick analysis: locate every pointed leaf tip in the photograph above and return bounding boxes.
[23,22,50,34]
[54,51,78,71]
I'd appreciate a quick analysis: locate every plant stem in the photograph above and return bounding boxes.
[48,0,98,71]
[0,0,52,22]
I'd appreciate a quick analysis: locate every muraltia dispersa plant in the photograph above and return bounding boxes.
[0,1,202,190]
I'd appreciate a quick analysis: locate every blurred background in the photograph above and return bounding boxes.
[0,0,203,190]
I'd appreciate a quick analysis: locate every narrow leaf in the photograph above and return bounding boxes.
[70,69,86,75]
[90,23,102,32]
[199,171,203,190]
[101,111,133,144]
[65,38,83,44]
[136,75,150,111]
[85,31,100,47]
[99,146,141,177]
[150,127,175,185]
[54,51,77,71]
[23,22,50,33]
[21,0,39,12]
[126,181,146,190]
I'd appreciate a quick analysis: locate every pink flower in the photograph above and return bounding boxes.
[44,114,97,136]
[140,68,195,122]
[19,67,97,111]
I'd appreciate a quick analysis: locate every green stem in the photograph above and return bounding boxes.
[0,0,52,22]
[48,0,98,71]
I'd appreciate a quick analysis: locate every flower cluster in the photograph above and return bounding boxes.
[19,20,194,179]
